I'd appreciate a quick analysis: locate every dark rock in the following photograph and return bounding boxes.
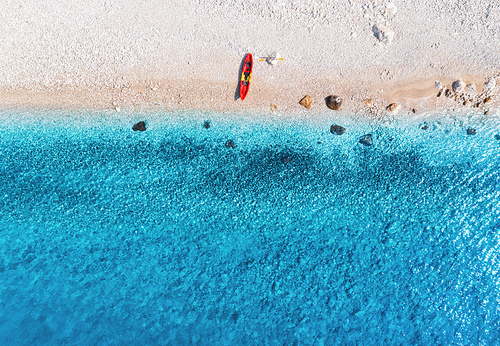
[203,121,210,129]
[494,134,500,140]
[132,121,146,131]
[444,89,452,98]
[330,125,346,135]
[411,108,417,114]
[359,134,373,146]
[466,128,476,135]
[225,140,236,148]
[326,95,343,110]
[421,124,429,130]
[437,89,443,97]
[281,155,292,163]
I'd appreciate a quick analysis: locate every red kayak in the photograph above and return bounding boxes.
[239,53,253,101]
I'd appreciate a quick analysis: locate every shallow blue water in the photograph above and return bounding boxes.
[1,109,500,345]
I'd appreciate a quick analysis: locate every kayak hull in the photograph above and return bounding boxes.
[240,53,253,101]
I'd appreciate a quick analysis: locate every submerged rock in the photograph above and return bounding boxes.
[359,134,373,146]
[420,124,429,130]
[225,140,236,148]
[326,95,343,110]
[203,121,210,129]
[494,134,500,140]
[373,24,394,44]
[466,128,476,135]
[299,95,313,109]
[330,125,346,135]
[132,121,146,131]
[452,79,466,92]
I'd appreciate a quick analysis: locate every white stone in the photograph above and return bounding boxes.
[435,81,442,90]
[452,79,465,92]
[373,24,394,44]
[484,77,496,90]
[466,83,476,92]
[385,3,397,16]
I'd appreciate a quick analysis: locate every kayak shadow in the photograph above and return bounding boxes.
[234,55,246,101]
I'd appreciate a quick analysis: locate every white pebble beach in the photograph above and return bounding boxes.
[1,0,499,117]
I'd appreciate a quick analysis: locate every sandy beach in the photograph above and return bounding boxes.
[1,0,499,117]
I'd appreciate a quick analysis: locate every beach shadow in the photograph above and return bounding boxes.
[234,55,247,101]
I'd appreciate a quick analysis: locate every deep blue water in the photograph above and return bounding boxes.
[1,109,500,345]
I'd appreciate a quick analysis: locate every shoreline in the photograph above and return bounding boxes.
[1,73,498,119]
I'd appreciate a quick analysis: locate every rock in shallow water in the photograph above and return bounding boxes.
[225,140,236,148]
[203,121,210,129]
[326,95,343,110]
[132,121,146,131]
[299,95,313,109]
[330,125,346,135]
[467,128,476,135]
[359,134,373,146]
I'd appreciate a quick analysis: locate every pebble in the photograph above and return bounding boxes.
[435,81,442,90]
[203,121,210,129]
[330,125,346,135]
[495,134,500,140]
[385,2,397,16]
[225,140,236,148]
[484,77,496,90]
[437,89,444,97]
[452,79,465,92]
[411,108,417,114]
[363,99,373,106]
[444,89,452,98]
[373,24,394,44]
[299,95,313,109]
[359,134,373,146]
[466,128,476,135]
[466,83,476,92]
[421,124,429,130]
[326,95,343,110]
[132,121,146,131]
[386,103,400,113]
[484,97,492,104]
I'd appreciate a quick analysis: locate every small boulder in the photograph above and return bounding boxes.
[494,134,500,140]
[373,24,394,44]
[132,121,146,131]
[466,128,476,135]
[359,134,373,146]
[466,83,476,92]
[484,97,492,104]
[203,121,210,129]
[386,103,400,113]
[225,140,236,148]
[326,95,343,110]
[330,125,346,135]
[452,80,466,93]
[299,95,313,109]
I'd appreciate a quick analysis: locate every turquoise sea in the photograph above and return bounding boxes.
[1,109,500,345]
